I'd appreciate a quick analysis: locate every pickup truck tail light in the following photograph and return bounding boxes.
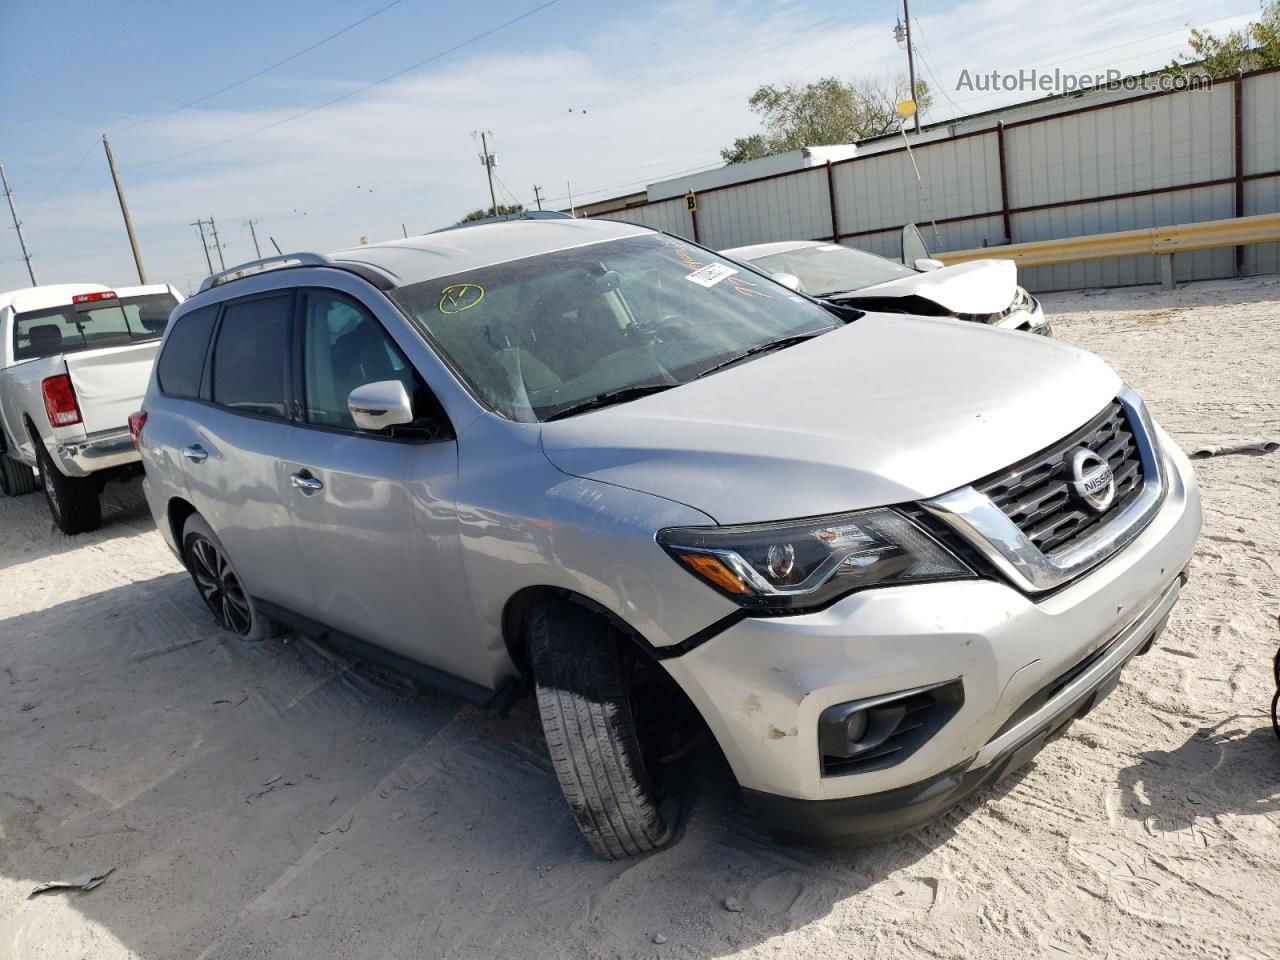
[42,374,82,427]
[72,291,117,304]
[128,411,148,450]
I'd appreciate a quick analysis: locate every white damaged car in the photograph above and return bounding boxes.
[723,237,1051,336]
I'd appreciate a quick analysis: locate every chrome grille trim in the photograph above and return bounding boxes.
[922,385,1166,594]
[975,400,1145,554]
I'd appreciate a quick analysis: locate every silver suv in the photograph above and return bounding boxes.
[136,219,1201,858]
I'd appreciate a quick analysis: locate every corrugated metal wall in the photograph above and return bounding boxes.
[587,68,1280,292]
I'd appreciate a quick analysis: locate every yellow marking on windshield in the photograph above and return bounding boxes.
[438,283,486,314]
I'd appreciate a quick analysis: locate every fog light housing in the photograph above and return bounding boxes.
[817,679,965,776]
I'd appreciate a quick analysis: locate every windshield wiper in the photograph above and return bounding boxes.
[542,383,678,421]
[690,332,827,381]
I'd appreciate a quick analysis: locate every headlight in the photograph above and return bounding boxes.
[657,508,973,612]
[1011,286,1034,312]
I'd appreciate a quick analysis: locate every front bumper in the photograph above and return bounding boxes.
[661,439,1200,840]
[52,428,139,477]
[742,576,1180,845]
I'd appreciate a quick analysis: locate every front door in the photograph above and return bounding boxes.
[280,289,476,681]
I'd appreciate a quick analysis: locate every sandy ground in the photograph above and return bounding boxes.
[1,275,1278,960]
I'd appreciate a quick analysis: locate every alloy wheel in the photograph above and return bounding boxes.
[188,536,253,634]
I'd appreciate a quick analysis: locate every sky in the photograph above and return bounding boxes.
[0,0,1261,294]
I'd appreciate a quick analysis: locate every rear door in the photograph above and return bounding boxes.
[177,291,312,612]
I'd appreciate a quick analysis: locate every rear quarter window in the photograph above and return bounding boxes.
[156,306,218,398]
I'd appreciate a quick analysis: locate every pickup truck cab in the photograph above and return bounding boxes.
[0,282,182,532]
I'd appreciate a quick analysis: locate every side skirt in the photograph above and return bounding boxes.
[253,598,519,712]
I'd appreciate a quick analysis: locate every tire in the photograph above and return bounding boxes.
[531,601,674,860]
[33,441,101,534]
[181,514,275,640]
[0,454,38,497]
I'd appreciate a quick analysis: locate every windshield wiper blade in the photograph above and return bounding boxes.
[542,383,678,421]
[691,332,826,381]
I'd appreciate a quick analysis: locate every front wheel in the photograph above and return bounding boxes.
[33,442,101,534]
[181,514,274,640]
[531,601,675,859]
[0,454,38,497]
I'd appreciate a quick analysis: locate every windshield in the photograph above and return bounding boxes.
[746,244,916,298]
[13,292,179,361]
[390,234,840,422]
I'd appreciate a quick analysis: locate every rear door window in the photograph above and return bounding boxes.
[210,294,293,418]
[12,292,179,360]
[156,306,218,398]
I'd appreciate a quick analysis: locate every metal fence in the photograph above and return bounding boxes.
[587,67,1280,292]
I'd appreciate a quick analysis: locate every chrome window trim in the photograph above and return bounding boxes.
[922,385,1166,594]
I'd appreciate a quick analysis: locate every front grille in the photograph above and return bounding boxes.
[974,400,1145,556]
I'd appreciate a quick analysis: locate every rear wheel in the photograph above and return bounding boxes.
[0,454,38,497]
[531,601,676,860]
[33,442,101,534]
[181,514,274,640]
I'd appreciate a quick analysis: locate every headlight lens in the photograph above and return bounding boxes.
[1011,286,1033,311]
[657,509,973,611]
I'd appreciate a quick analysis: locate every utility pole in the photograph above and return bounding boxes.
[566,181,576,218]
[475,130,497,215]
[207,215,226,271]
[102,135,147,283]
[532,185,544,211]
[190,219,214,274]
[1,164,38,286]
[245,219,262,258]
[401,223,408,238]
[895,2,922,133]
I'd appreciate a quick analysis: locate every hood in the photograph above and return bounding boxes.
[540,314,1120,525]
[838,259,1017,315]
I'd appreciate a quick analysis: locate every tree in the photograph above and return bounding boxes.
[456,203,524,224]
[1169,1,1280,77]
[720,75,933,164]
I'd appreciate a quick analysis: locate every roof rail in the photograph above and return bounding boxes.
[198,252,332,292]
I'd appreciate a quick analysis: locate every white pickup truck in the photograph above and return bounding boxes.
[0,282,182,533]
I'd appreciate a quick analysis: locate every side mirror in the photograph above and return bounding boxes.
[771,271,803,292]
[914,258,945,272]
[348,380,413,433]
[901,223,930,266]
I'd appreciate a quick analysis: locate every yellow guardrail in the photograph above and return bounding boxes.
[938,212,1280,272]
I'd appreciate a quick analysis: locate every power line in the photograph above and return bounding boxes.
[26,1,409,214]
[123,0,561,172]
[110,0,408,134]
[39,178,111,235]
[29,141,98,211]
[908,17,966,118]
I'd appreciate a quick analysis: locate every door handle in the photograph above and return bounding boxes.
[290,470,324,492]
[183,444,208,463]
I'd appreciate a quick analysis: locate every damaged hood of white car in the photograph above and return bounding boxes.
[540,312,1119,525]
[836,259,1019,316]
